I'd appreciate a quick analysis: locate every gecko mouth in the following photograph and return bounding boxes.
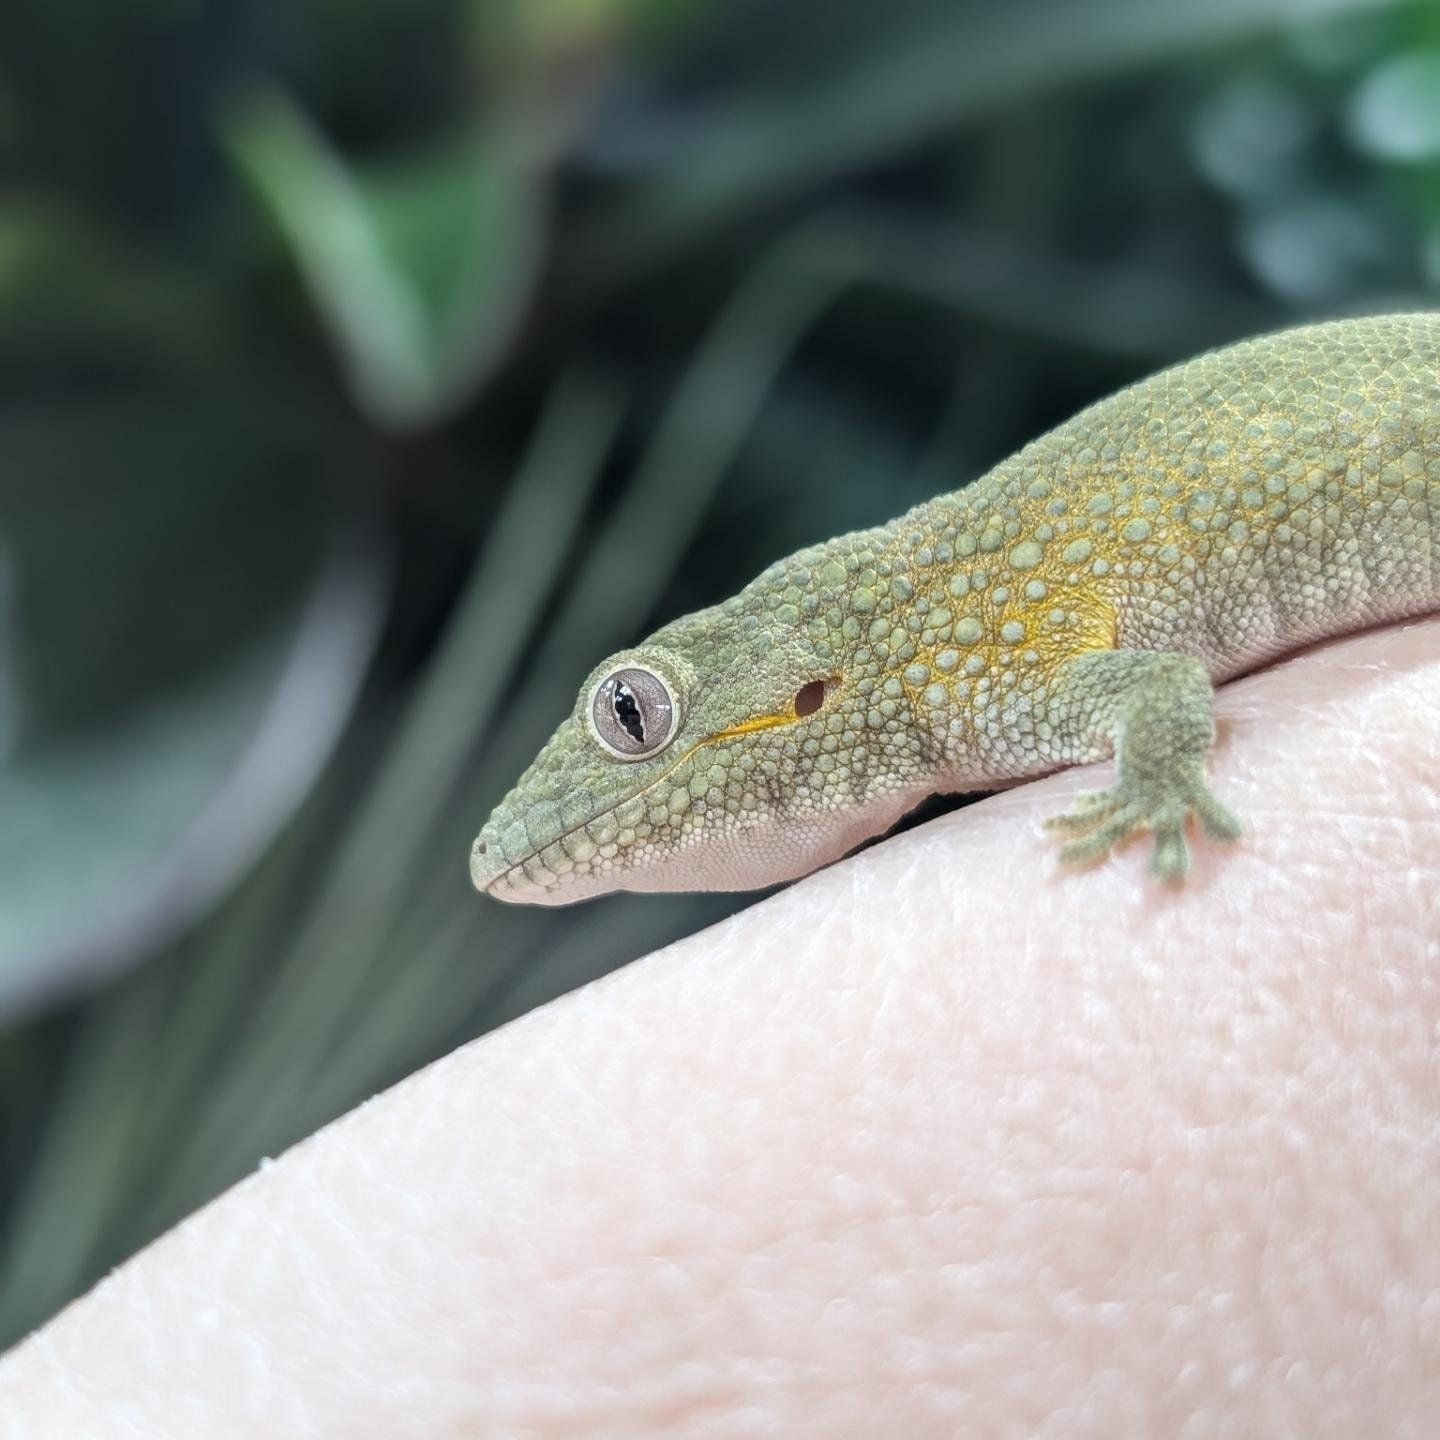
[471,700,832,900]
[471,732,742,898]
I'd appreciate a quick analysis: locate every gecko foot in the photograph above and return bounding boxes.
[1042,648,1243,881]
[1047,778,1241,881]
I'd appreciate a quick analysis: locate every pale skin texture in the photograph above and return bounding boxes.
[473,314,1440,901]
[3,619,1438,1438]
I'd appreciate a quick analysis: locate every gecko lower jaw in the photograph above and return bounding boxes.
[469,835,535,900]
[470,832,609,906]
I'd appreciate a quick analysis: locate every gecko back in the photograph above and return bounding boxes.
[932,312,1440,682]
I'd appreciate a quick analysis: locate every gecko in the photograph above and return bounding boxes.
[472,313,1440,904]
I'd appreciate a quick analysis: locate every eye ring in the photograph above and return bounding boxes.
[588,665,681,761]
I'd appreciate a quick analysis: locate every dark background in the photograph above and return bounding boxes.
[3,0,1439,1346]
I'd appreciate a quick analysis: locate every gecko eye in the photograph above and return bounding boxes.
[589,666,679,760]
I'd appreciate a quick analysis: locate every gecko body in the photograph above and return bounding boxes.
[473,314,1440,903]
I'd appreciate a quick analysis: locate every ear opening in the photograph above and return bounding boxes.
[793,677,837,718]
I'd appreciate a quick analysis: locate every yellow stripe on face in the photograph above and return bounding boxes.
[707,713,796,742]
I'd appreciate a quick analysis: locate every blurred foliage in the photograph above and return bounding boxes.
[2,0,1439,1345]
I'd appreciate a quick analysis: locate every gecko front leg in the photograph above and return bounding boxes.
[1044,650,1243,881]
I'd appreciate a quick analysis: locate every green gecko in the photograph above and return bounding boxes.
[472,314,1440,903]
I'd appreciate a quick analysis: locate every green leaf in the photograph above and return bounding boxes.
[0,394,386,1017]
[223,88,547,431]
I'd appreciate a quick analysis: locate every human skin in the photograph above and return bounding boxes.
[2,618,1437,1439]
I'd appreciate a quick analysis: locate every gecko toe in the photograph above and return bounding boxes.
[1149,813,1191,882]
[1056,801,1145,865]
[1046,789,1123,835]
[1195,792,1243,843]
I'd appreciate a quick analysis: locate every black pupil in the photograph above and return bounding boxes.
[613,683,646,744]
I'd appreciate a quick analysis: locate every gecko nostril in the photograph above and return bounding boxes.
[476,842,487,855]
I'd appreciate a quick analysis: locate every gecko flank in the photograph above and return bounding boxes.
[473,314,1440,903]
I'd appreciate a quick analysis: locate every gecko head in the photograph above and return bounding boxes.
[471,560,927,905]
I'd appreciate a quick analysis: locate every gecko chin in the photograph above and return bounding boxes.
[472,785,925,906]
